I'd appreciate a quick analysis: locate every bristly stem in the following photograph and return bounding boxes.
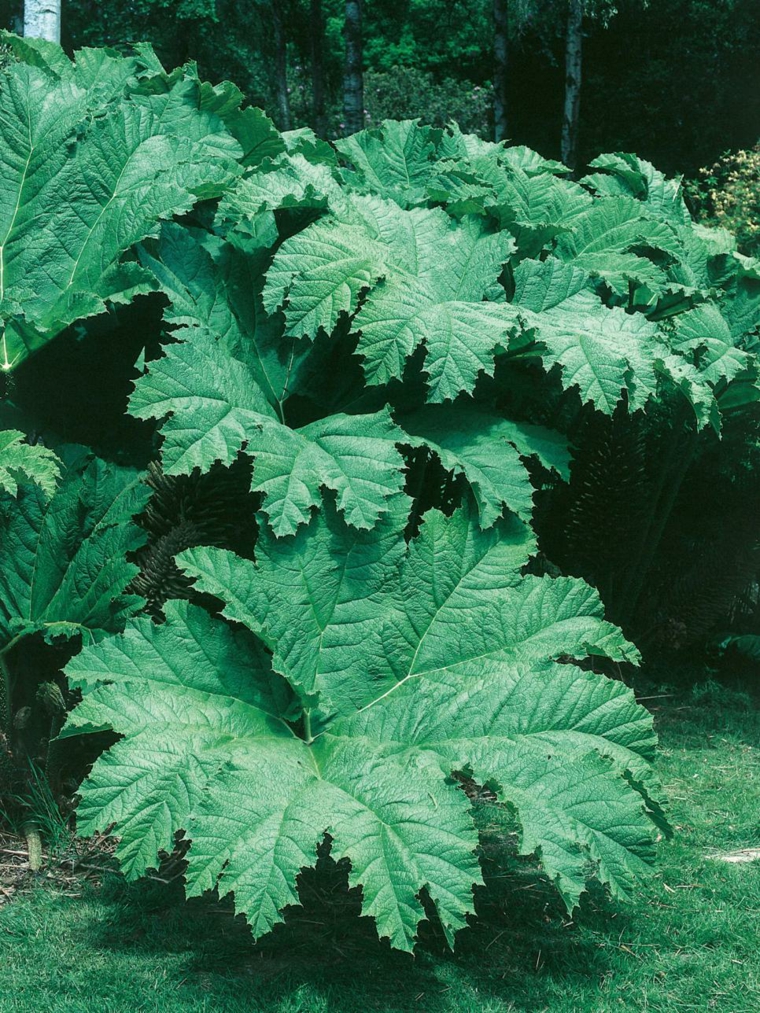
[0,631,25,660]
[0,652,11,734]
[303,708,313,745]
[0,622,86,662]
[617,403,698,629]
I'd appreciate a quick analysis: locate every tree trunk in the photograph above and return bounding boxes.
[272,2,292,132]
[561,0,583,170]
[310,0,327,137]
[493,0,509,142]
[24,0,61,42]
[343,0,364,136]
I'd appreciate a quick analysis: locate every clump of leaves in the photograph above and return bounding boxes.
[0,29,245,372]
[0,447,148,741]
[62,502,657,951]
[3,42,760,952]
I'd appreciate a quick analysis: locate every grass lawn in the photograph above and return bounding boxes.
[0,682,758,1013]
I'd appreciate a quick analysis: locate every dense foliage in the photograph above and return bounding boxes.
[363,67,492,138]
[11,0,756,174]
[1,36,759,951]
[688,145,760,258]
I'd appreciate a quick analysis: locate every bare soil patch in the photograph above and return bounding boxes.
[0,829,116,906]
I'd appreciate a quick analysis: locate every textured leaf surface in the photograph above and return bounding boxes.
[0,48,241,370]
[199,80,285,167]
[266,199,518,400]
[218,152,346,217]
[673,304,752,386]
[136,221,302,414]
[0,452,148,648]
[129,333,407,535]
[554,197,680,294]
[533,292,662,413]
[342,662,657,906]
[262,220,386,339]
[0,430,60,498]
[513,261,663,413]
[228,123,757,425]
[65,502,656,949]
[398,406,538,524]
[64,600,480,950]
[335,120,438,207]
[180,503,642,721]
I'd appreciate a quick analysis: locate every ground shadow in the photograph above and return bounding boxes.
[81,833,621,1013]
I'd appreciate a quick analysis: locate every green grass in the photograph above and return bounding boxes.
[1,682,759,1013]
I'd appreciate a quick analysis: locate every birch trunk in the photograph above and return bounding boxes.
[561,0,583,170]
[272,2,292,132]
[310,0,327,137]
[24,0,61,43]
[343,0,364,136]
[493,0,509,141]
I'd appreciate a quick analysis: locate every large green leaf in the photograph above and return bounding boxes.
[177,494,412,711]
[341,663,657,908]
[673,303,752,386]
[265,198,519,401]
[513,260,663,413]
[335,119,439,208]
[0,451,148,649]
[63,600,480,950]
[136,221,304,415]
[218,151,347,218]
[398,405,569,525]
[262,217,387,340]
[128,333,408,536]
[180,502,640,720]
[64,504,657,951]
[199,79,285,167]
[554,196,682,295]
[355,206,518,399]
[582,153,689,225]
[0,48,241,370]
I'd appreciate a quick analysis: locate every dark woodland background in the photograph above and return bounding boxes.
[2,0,760,176]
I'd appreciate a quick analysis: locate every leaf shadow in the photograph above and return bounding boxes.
[82,832,622,1013]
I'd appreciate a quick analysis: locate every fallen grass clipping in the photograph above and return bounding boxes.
[1,683,758,1013]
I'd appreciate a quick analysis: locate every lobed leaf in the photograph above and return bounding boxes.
[0,451,148,649]
[128,333,408,535]
[0,49,241,370]
[65,503,656,950]
[0,430,61,498]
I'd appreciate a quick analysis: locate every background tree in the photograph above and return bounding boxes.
[343,0,363,134]
[12,0,758,172]
[493,0,509,140]
[24,0,60,41]
[561,0,583,167]
[310,0,327,136]
[271,0,292,130]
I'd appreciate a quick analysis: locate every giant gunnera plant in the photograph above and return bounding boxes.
[1,33,759,952]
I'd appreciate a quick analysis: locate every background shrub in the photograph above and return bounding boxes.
[363,67,493,137]
[687,145,760,256]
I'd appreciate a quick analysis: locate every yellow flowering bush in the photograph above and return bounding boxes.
[687,145,760,256]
